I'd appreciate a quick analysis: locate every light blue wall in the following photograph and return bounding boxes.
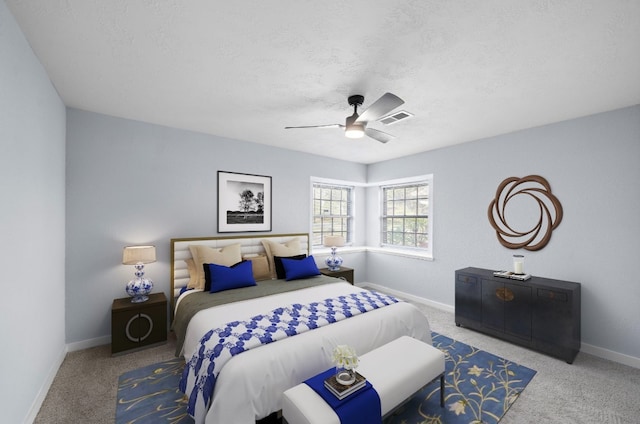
[365,106,640,360]
[65,109,368,344]
[0,2,67,423]
[66,106,640,363]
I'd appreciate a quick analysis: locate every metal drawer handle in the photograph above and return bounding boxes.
[125,313,153,342]
[496,288,514,302]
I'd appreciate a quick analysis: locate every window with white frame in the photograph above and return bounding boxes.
[312,182,353,247]
[381,177,432,253]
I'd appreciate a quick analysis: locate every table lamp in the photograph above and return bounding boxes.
[122,245,156,303]
[324,235,345,271]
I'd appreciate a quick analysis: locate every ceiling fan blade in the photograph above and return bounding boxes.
[285,124,343,129]
[365,128,395,144]
[355,92,404,123]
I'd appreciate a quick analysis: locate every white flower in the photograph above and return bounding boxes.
[332,345,359,370]
[448,400,467,416]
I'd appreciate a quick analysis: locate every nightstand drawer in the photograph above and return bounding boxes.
[319,267,354,284]
[112,292,167,355]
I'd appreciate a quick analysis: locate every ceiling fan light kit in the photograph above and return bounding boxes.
[344,105,365,138]
[345,124,365,138]
[285,92,406,143]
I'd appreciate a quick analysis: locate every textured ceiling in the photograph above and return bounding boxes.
[6,0,640,164]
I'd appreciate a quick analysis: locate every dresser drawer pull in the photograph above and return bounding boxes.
[457,275,477,284]
[496,287,514,302]
[537,289,568,302]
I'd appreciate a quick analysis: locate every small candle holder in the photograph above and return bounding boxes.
[513,254,525,275]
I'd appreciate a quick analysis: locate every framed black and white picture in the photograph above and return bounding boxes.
[217,171,272,232]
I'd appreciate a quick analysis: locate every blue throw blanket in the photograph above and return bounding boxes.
[179,290,400,423]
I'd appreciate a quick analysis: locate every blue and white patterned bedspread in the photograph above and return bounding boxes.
[179,290,400,423]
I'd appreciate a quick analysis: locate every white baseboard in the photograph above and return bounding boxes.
[67,335,110,352]
[358,281,639,370]
[24,344,67,423]
[358,282,454,313]
[25,336,111,422]
[581,342,640,369]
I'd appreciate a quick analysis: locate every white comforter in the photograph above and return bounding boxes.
[180,282,432,424]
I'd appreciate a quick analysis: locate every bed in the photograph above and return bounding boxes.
[170,233,432,424]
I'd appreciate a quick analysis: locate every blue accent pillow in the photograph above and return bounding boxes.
[281,255,321,281]
[206,261,257,293]
[179,286,193,296]
[274,254,307,279]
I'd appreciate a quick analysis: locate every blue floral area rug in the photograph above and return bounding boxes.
[116,357,192,424]
[116,332,536,424]
[384,332,537,424]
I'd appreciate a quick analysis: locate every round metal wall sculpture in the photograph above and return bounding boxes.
[488,175,563,251]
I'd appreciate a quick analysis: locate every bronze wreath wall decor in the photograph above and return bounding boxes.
[488,175,563,251]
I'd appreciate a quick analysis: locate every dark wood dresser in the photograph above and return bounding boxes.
[455,267,581,363]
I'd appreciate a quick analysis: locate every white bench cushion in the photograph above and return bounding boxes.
[282,336,445,424]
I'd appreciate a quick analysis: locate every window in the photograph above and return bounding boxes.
[381,178,431,252]
[312,183,353,246]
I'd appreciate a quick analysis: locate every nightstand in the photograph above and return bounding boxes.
[111,292,167,355]
[319,266,354,284]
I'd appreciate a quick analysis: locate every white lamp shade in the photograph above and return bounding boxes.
[122,245,156,265]
[344,124,365,138]
[324,235,345,247]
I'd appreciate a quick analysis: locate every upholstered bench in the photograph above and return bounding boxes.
[282,336,445,424]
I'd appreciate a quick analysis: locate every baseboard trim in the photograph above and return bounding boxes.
[67,335,110,352]
[358,282,454,313]
[358,281,639,369]
[26,337,111,422]
[580,342,640,369]
[25,344,67,423]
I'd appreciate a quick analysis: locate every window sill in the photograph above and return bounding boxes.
[311,246,367,255]
[312,245,432,261]
[366,246,433,261]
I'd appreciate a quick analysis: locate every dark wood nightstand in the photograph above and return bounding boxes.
[111,292,167,355]
[319,266,354,284]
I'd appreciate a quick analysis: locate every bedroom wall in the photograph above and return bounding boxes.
[66,106,640,365]
[365,105,640,364]
[65,109,368,346]
[0,3,67,423]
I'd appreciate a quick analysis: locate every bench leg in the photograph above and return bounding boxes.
[439,373,445,407]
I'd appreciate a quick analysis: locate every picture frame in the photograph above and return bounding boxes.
[217,171,272,232]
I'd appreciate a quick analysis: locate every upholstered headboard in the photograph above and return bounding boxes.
[170,233,309,316]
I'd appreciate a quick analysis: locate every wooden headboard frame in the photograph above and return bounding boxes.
[170,233,309,318]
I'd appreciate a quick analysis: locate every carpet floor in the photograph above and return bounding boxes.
[116,332,536,424]
[35,288,640,423]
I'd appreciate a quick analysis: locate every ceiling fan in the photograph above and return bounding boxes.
[285,93,405,143]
